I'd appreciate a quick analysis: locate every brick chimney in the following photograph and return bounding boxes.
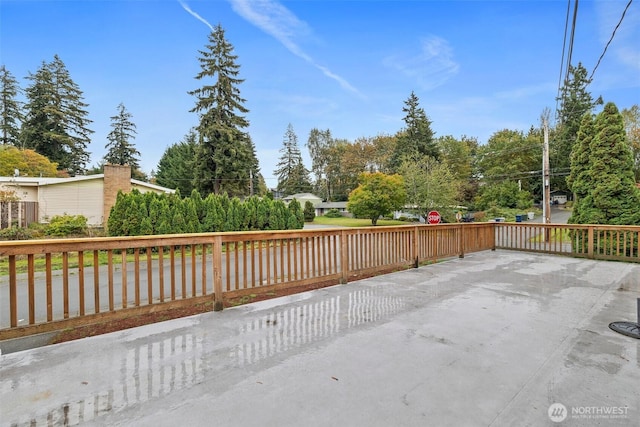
[103,164,132,226]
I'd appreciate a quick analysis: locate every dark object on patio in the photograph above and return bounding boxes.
[609,298,640,339]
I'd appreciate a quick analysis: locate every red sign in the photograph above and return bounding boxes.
[427,210,441,224]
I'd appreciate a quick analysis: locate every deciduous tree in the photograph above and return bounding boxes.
[621,105,640,181]
[0,145,58,177]
[347,172,406,225]
[399,155,461,221]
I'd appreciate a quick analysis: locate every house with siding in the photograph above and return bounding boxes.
[0,164,174,228]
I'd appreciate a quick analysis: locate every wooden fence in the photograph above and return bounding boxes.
[494,223,640,262]
[1,221,638,340]
[0,223,495,339]
[0,201,38,229]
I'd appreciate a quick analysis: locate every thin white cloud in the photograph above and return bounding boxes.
[228,0,363,97]
[384,36,460,90]
[179,0,214,31]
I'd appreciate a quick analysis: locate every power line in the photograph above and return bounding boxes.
[556,0,580,123]
[555,0,573,116]
[589,0,634,81]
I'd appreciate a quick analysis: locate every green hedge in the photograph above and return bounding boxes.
[107,190,304,237]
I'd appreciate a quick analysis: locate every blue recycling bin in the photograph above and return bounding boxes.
[515,215,522,223]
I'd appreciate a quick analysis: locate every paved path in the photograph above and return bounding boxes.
[1,250,639,426]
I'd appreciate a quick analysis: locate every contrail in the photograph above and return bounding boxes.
[229,0,363,97]
[179,0,214,31]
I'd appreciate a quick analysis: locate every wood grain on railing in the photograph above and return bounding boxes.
[3,222,636,340]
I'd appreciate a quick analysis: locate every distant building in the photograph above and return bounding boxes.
[282,193,323,207]
[315,201,350,217]
[0,164,174,228]
[550,190,569,205]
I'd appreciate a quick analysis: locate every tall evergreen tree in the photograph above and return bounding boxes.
[554,62,602,192]
[566,113,595,224]
[189,24,259,197]
[156,129,198,195]
[578,103,640,225]
[0,65,23,146]
[389,91,438,171]
[274,124,312,196]
[104,103,140,169]
[21,55,93,175]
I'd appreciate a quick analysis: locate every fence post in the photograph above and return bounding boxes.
[213,235,224,311]
[9,255,17,327]
[458,224,465,258]
[340,230,349,284]
[491,223,496,251]
[413,225,419,268]
[588,226,594,259]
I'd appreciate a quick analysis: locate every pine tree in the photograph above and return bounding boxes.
[275,124,312,196]
[0,66,23,146]
[389,91,438,172]
[22,56,93,175]
[189,25,258,197]
[156,130,198,195]
[104,103,140,169]
[578,103,640,225]
[554,62,602,193]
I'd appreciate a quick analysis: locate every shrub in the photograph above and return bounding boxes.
[0,227,34,241]
[45,214,88,237]
[324,209,342,218]
[303,201,316,222]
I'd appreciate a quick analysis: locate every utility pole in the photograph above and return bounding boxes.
[249,169,254,196]
[543,118,551,239]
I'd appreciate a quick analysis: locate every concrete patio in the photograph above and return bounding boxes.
[1,250,639,426]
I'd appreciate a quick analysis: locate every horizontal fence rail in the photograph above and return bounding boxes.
[495,223,640,262]
[1,221,637,340]
[0,224,493,339]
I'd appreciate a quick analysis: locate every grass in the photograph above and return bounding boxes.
[0,246,215,276]
[312,216,407,227]
[529,228,571,243]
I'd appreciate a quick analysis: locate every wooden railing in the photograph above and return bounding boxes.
[495,223,640,262]
[0,223,494,339]
[1,221,637,340]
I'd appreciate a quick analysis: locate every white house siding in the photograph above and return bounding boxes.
[0,183,38,202]
[38,179,104,225]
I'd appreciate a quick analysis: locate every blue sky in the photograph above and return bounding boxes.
[1,0,639,186]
